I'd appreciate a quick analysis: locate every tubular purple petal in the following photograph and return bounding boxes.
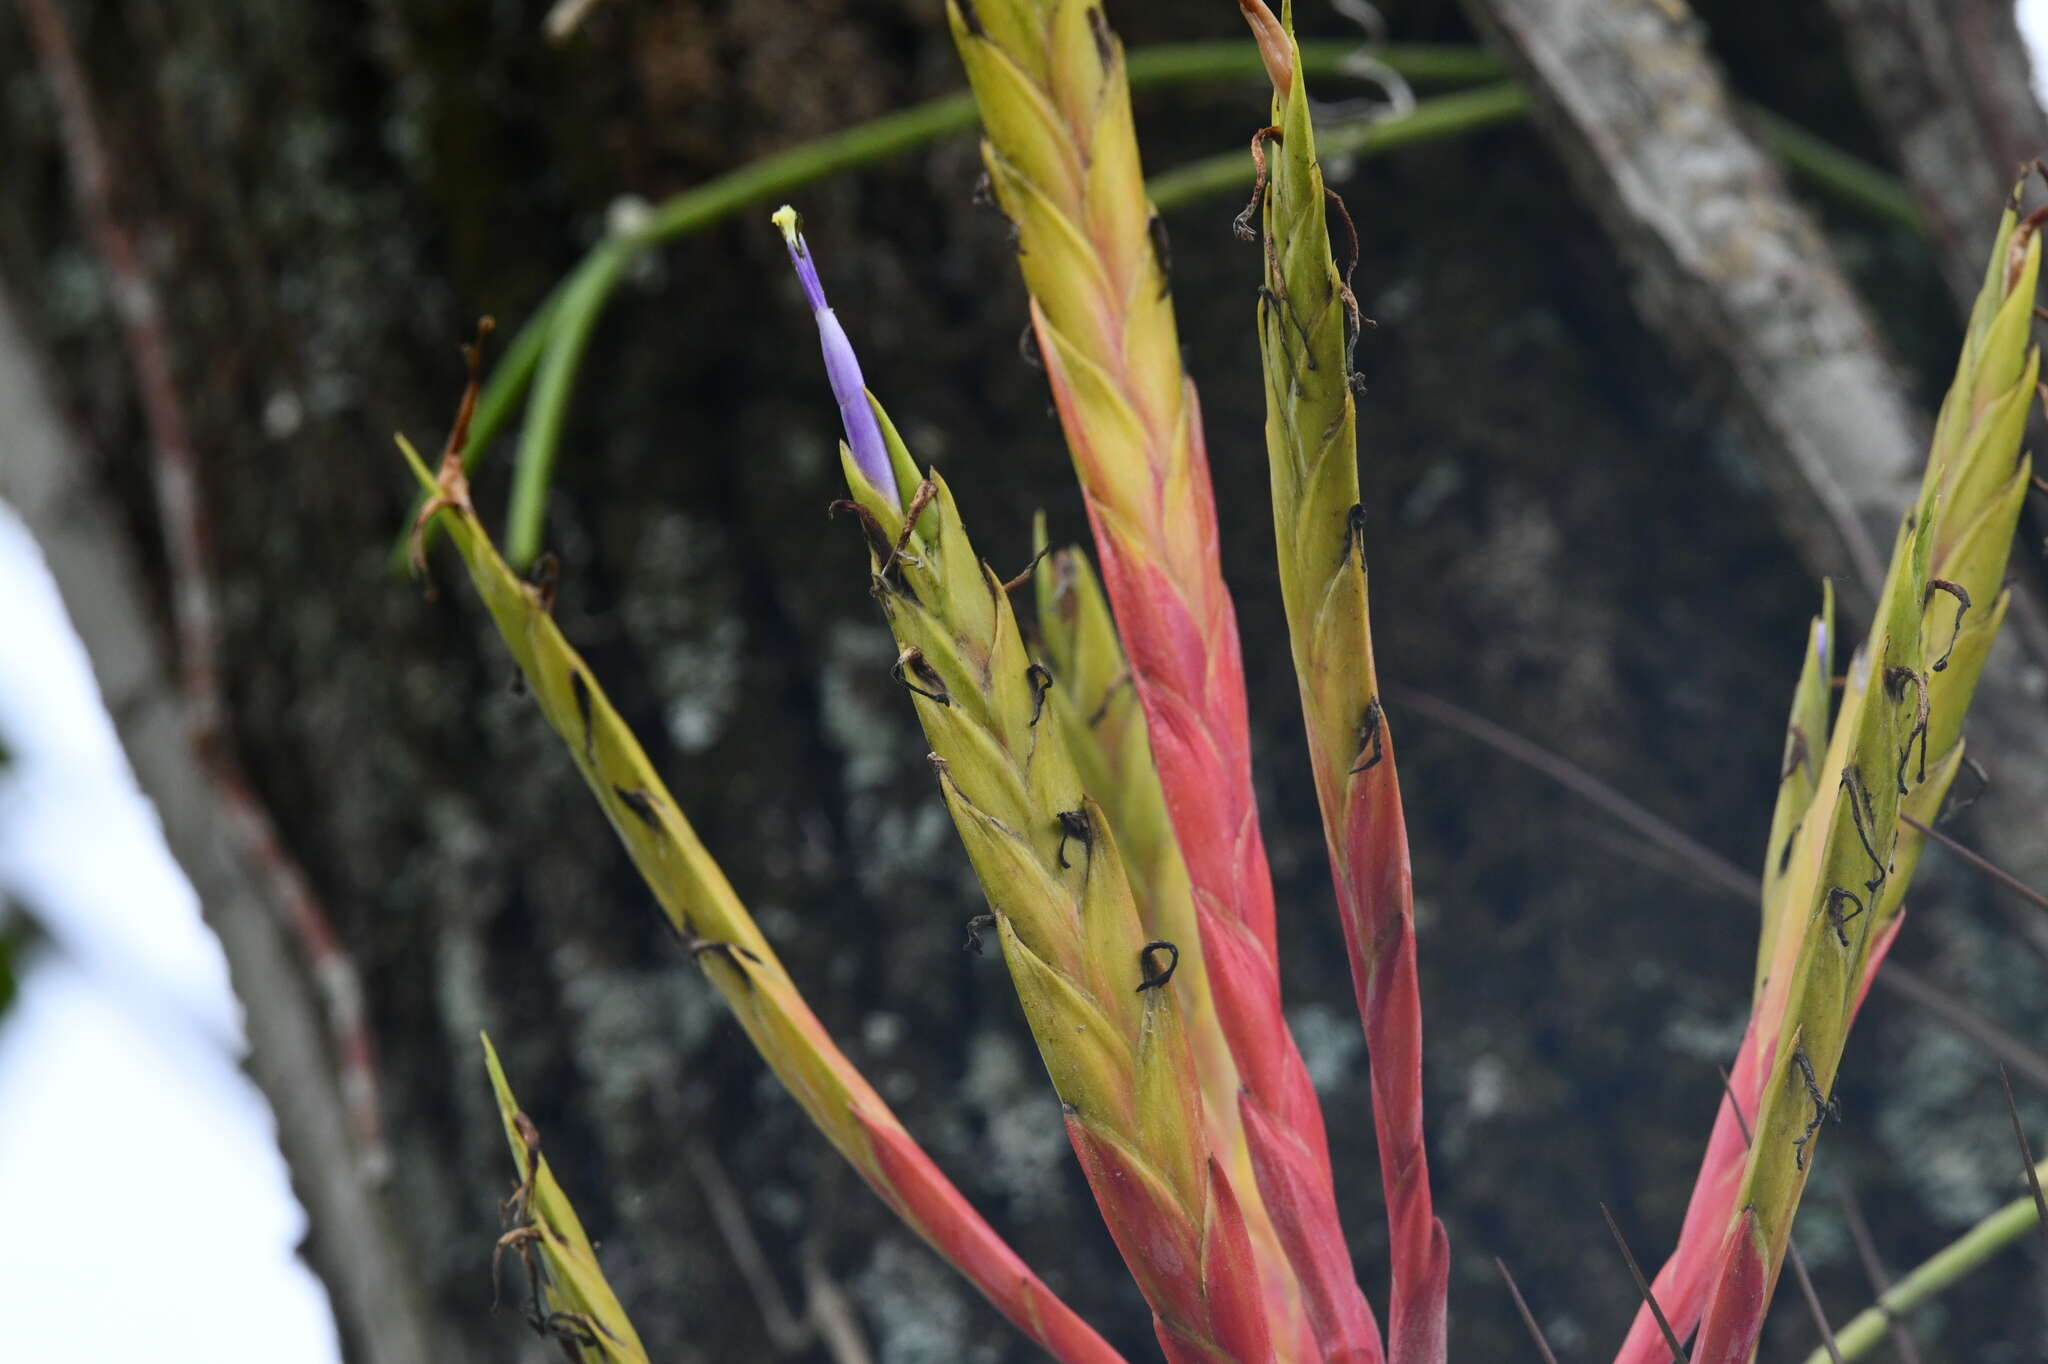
[773,206,899,505]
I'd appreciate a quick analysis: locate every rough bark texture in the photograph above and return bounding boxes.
[1458,0,2048,1353]
[1,1,2043,1361]
[1461,0,1923,594]
[1464,0,2048,775]
[0,285,437,1364]
[1822,0,2048,669]
[1826,0,2048,308]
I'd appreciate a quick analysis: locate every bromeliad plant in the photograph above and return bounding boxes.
[399,1,2047,1359]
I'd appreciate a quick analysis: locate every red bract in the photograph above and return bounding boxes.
[1231,3,1446,1356]
[1338,717,1447,1364]
[1617,915,1904,1361]
[863,1108,1131,1364]
[1045,335,1381,1360]
[1065,1116,1274,1364]
[1690,1210,1772,1364]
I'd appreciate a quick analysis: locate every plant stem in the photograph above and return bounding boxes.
[625,43,1498,250]
[397,41,1915,571]
[1149,80,1529,208]
[1746,105,1920,231]
[1143,38,1507,87]
[499,78,1521,569]
[505,241,627,568]
[1817,1162,2048,1362]
[394,40,1511,569]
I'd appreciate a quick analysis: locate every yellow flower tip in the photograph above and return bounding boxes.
[1237,0,1294,98]
[771,203,801,247]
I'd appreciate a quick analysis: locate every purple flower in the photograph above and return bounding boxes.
[773,206,899,505]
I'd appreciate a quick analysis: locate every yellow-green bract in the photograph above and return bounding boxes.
[399,430,1123,1364]
[1238,2,1446,1359]
[946,2,1351,1352]
[1673,191,2039,1364]
[817,335,1274,1359]
[481,1033,650,1364]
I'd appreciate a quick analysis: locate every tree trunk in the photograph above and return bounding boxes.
[4,2,2044,1360]
[1461,0,1925,595]
[0,281,439,1364]
[1826,0,2048,309]
[1463,0,2048,907]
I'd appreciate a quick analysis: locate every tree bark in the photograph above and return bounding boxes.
[1461,0,1920,595]
[1825,0,2048,310]
[4,2,2045,1359]
[1823,0,2048,666]
[1461,0,2048,871]
[0,283,439,1364]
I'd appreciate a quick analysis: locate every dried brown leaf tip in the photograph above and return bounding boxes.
[1923,578,1971,672]
[682,934,762,970]
[1235,126,1283,243]
[1791,1044,1840,1172]
[493,1109,548,1315]
[490,1223,543,1314]
[513,1112,542,1196]
[888,480,940,574]
[2008,202,2048,293]
[1054,807,1093,869]
[613,785,661,831]
[409,316,495,577]
[828,498,894,565]
[528,552,561,615]
[572,671,594,765]
[1085,6,1112,69]
[1236,0,1294,97]
[892,646,950,705]
[1349,698,1385,774]
[1001,545,1053,595]
[1026,662,1054,727]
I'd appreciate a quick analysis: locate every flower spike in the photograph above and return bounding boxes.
[398,385,1117,1363]
[783,206,1277,1361]
[481,1035,650,1364]
[945,2,1354,1352]
[1624,184,2041,1364]
[1236,4,1446,1359]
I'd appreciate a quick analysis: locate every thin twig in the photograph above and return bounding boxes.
[1600,1203,1691,1363]
[1386,684,1756,902]
[1997,1067,2048,1284]
[1398,685,2048,1092]
[15,0,386,1173]
[799,1240,876,1364]
[1786,1232,1845,1363]
[1838,1187,1925,1364]
[687,1141,812,1354]
[1876,965,2048,1093]
[1901,813,2048,913]
[687,1141,874,1362]
[1718,1065,1754,1145]
[1493,1257,1561,1363]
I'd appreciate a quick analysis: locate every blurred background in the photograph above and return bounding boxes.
[2,0,2047,1360]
